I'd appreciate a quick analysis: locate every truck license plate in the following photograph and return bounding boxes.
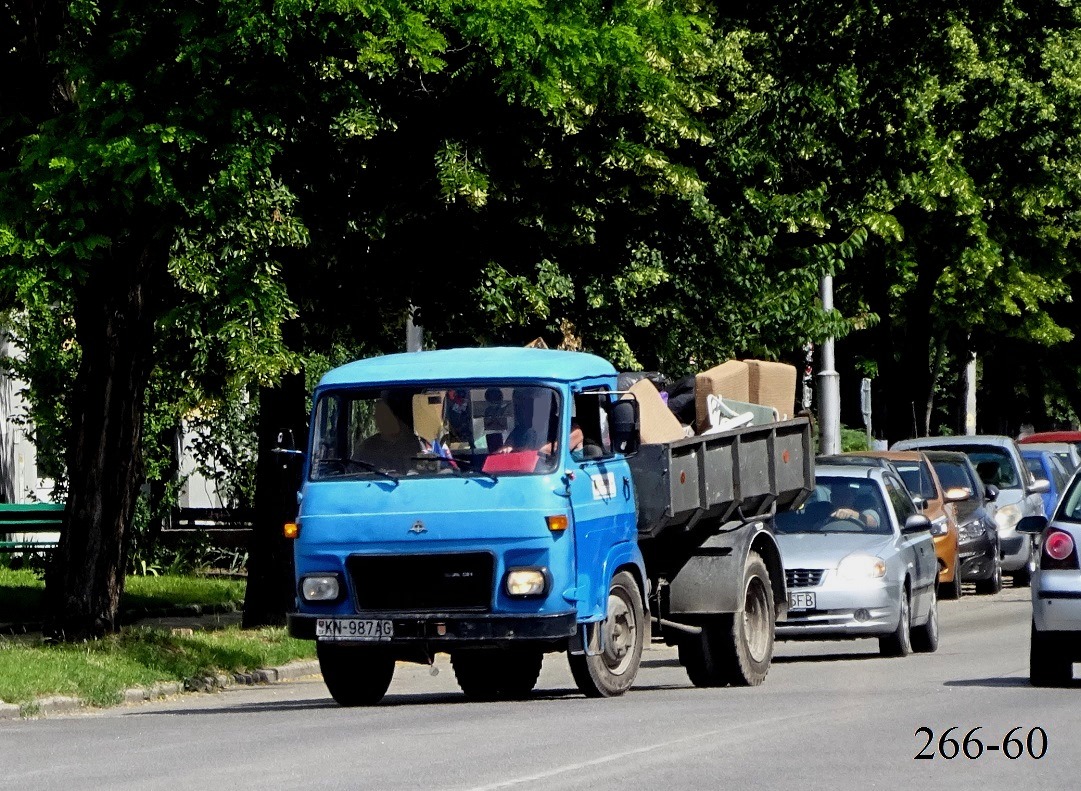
[315,618,394,641]
[788,591,816,611]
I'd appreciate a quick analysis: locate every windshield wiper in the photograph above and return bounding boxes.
[318,458,400,484]
[411,454,498,483]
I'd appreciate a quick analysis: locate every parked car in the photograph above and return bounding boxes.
[775,463,939,657]
[1019,441,1080,474]
[1019,430,1081,456]
[854,450,963,599]
[1021,448,1071,519]
[892,436,1049,586]
[924,450,1003,594]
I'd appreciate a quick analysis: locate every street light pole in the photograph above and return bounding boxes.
[818,275,841,455]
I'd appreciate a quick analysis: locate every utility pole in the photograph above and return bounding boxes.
[963,352,977,435]
[406,304,423,352]
[818,275,841,455]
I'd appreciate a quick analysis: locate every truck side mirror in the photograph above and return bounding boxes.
[985,484,999,502]
[608,399,640,457]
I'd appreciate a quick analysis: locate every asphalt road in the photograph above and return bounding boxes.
[3,583,1077,791]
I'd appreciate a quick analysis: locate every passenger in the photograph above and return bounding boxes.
[355,397,423,473]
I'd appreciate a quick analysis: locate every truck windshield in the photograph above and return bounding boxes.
[309,384,563,480]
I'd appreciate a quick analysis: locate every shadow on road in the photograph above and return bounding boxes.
[943,677,1065,688]
[773,652,881,664]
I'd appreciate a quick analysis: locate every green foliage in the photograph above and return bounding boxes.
[840,427,872,453]
[0,625,312,707]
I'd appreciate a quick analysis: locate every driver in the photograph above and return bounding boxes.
[830,485,881,529]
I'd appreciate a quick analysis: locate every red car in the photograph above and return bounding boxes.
[1019,431,1081,452]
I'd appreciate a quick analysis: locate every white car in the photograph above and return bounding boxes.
[1021,474,1077,686]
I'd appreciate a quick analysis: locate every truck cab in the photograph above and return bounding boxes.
[288,348,648,703]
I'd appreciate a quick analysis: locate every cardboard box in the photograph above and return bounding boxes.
[746,359,797,421]
[625,379,686,445]
[694,361,750,432]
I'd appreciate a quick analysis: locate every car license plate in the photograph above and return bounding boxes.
[789,591,816,611]
[315,618,394,641]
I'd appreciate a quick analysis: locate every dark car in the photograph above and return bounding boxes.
[924,450,1002,594]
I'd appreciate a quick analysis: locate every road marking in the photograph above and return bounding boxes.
[464,706,858,791]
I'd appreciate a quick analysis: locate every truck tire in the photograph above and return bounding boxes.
[678,550,775,687]
[451,648,543,700]
[568,570,645,697]
[317,642,395,706]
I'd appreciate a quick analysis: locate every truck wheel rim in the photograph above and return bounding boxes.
[744,576,771,663]
[603,591,636,675]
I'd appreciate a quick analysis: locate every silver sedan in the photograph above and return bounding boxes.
[776,464,940,657]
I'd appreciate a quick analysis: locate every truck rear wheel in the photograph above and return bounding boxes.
[317,642,395,706]
[568,570,645,697]
[679,550,775,687]
[451,648,543,700]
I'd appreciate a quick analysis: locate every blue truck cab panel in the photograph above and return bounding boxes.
[287,348,643,652]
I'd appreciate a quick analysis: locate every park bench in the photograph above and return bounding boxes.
[0,502,65,553]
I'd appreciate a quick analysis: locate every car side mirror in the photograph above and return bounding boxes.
[608,398,641,457]
[1015,514,1048,534]
[902,514,931,535]
[1030,477,1051,495]
[943,487,972,503]
[985,484,999,502]
[272,428,305,458]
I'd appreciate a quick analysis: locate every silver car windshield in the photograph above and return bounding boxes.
[776,477,892,536]
[309,384,562,480]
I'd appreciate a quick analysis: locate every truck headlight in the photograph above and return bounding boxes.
[994,503,1022,532]
[837,553,887,580]
[301,575,341,602]
[505,568,548,597]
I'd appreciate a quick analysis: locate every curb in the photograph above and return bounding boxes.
[0,659,321,720]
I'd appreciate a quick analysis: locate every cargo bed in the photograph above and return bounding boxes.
[628,418,814,539]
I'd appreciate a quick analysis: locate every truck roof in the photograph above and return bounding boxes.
[318,347,618,388]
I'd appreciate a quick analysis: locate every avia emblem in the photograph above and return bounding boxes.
[410,520,427,534]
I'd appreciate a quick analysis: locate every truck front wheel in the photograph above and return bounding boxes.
[568,570,645,697]
[679,550,775,687]
[317,642,395,706]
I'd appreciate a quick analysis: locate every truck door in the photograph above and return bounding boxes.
[567,389,637,621]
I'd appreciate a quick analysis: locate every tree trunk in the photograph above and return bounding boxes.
[44,240,164,641]
[242,370,307,628]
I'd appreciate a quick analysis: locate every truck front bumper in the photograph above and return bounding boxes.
[288,611,577,643]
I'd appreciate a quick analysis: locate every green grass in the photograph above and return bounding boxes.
[0,568,246,622]
[0,626,316,707]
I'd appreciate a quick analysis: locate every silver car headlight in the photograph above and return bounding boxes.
[837,553,887,580]
[301,575,341,602]
[994,503,1022,532]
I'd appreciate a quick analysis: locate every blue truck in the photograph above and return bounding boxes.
[286,347,813,704]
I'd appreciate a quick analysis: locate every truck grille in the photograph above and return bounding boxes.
[346,552,494,612]
[786,568,825,588]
